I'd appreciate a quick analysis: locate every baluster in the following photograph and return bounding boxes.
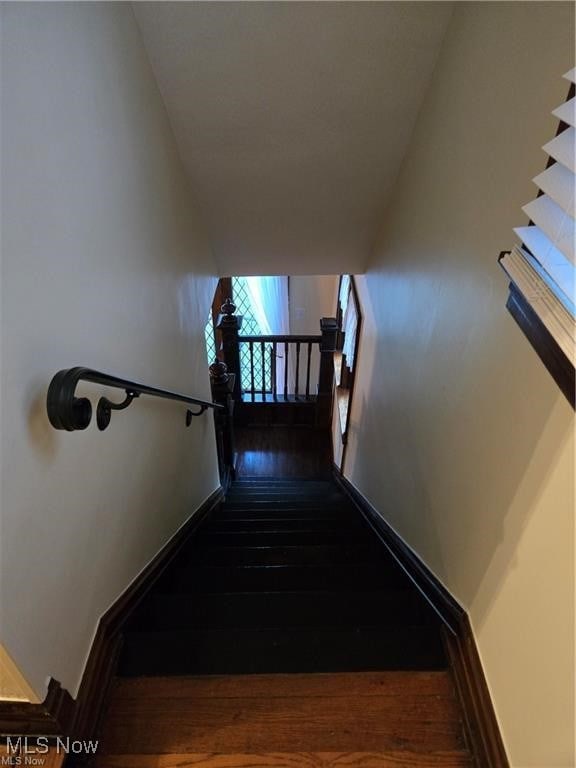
[249,341,255,402]
[306,342,312,400]
[284,341,288,401]
[295,341,300,399]
[260,340,265,399]
[272,342,277,401]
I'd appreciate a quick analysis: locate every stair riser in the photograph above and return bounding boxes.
[159,564,411,593]
[232,481,332,487]
[223,502,352,512]
[119,627,447,676]
[194,530,374,548]
[214,509,353,521]
[203,518,366,534]
[225,492,343,501]
[132,592,435,630]
[192,544,383,567]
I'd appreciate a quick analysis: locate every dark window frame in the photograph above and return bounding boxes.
[500,81,575,409]
[335,274,362,470]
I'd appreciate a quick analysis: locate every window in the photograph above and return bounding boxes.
[335,274,361,444]
[233,276,273,394]
[499,68,575,408]
[204,307,218,365]
[204,277,232,366]
[204,276,290,395]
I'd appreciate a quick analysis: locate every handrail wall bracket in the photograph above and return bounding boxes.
[96,391,139,431]
[47,367,222,433]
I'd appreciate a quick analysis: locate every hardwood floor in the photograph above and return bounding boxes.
[98,758,472,768]
[234,427,332,479]
[96,673,472,767]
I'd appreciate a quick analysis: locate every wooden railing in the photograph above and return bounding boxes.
[215,299,337,426]
[238,334,322,401]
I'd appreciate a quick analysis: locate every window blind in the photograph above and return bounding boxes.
[501,67,575,365]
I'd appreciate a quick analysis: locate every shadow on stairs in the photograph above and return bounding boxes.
[94,471,474,767]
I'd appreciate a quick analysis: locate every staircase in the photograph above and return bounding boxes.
[97,478,473,766]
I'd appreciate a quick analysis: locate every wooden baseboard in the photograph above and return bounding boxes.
[333,467,509,768]
[443,620,509,768]
[72,486,224,747]
[0,487,223,752]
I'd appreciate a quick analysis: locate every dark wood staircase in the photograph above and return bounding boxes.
[118,478,447,677]
[96,478,474,766]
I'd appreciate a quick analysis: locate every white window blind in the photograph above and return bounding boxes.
[533,163,574,217]
[552,96,575,127]
[501,67,575,365]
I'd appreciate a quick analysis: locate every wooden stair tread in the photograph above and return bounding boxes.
[100,672,466,755]
[108,671,458,699]
[96,751,474,767]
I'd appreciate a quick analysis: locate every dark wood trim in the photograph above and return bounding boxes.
[239,334,322,343]
[510,82,575,408]
[506,283,575,410]
[443,622,509,768]
[210,277,233,362]
[0,679,75,737]
[333,276,362,474]
[71,486,224,751]
[0,487,223,754]
[332,468,509,768]
[340,276,362,473]
[332,468,464,633]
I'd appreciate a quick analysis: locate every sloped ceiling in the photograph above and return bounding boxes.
[134,2,453,275]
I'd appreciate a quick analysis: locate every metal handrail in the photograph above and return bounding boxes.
[46,366,223,432]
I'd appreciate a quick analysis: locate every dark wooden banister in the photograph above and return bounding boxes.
[46,366,223,432]
[238,334,322,343]
[216,297,337,424]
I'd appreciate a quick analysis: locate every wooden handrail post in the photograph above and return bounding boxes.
[317,317,338,426]
[216,298,243,401]
[209,359,236,487]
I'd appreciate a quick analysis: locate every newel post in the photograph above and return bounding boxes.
[216,298,243,402]
[209,359,236,487]
[317,317,338,426]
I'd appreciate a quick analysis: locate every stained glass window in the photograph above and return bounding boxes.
[232,277,272,394]
[203,277,273,394]
[204,309,217,366]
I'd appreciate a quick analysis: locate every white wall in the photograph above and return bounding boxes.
[0,3,219,699]
[289,276,338,336]
[133,2,454,279]
[344,4,574,766]
[289,276,338,395]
